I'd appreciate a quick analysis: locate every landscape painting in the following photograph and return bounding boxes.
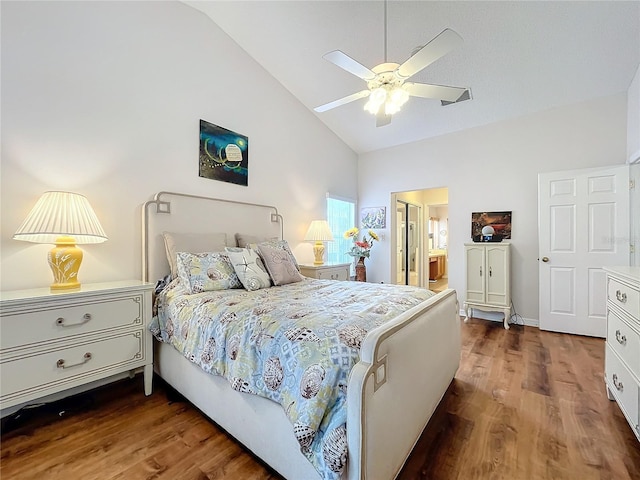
[471,211,512,239]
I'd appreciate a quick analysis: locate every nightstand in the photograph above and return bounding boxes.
[299,262,351,281]
[0,280,154,412]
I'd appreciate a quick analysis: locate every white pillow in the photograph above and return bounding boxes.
[163,231,227,278]
[225,247,272,291]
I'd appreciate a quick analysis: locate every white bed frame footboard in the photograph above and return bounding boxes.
[347,288,460,479]
[143,192,461,480]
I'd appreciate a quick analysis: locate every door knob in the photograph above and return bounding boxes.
[542,257,549,262]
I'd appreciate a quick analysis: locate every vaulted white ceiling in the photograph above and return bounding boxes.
[186,1,640,154]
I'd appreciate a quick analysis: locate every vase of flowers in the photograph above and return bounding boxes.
[344,227,378,282]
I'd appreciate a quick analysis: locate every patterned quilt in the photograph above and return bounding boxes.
[150,277,435,479]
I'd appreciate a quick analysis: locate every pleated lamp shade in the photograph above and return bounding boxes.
[13,191,108,290]
[14,191,107,244]
[304,220,334,265]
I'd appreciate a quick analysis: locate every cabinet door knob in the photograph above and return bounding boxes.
[615,329,627,346]
[541,257,549,263]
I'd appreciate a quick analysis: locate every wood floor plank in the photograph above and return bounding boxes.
[2,319,640,480]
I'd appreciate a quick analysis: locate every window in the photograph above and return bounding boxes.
[326,195,356,272]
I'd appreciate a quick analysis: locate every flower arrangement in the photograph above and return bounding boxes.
[344,227,379,259]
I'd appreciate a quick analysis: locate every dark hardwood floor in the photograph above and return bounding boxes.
[2,320,639,480]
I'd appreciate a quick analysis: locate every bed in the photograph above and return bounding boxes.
[142,191,461,480]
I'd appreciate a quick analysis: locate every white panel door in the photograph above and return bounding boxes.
[539,165,630,336]
[486,245,509,306]
[466,246,485,303]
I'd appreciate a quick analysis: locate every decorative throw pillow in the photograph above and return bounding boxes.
[163,231,228,278]
[257,243,304,286]
[225,247,272,291]
[252,239,300,272]
[176,252,242,294]
[235,233,278,248]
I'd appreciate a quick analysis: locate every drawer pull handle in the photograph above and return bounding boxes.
[57,352,92,369]
[615,329,627,346]
[612,373,624,392]
[56,313,92,327]
[615,290,627,303]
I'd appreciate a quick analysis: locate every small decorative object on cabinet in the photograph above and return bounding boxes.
[463,243,511,329]
[0,280,153,412]
[603,266,640,442]
[299,262,351,281]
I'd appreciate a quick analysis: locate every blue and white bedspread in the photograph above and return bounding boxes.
[150,277,435,479]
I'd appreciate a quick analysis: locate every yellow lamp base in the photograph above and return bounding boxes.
[312,241,325,265]
[47,236,83,291]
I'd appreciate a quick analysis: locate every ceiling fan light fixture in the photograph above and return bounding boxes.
[390,86,409,106]
[315,2,468,127]
[364,87,387,114]
[384,102,400,116]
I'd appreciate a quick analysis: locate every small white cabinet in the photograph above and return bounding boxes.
[299,262,351,281]
[463,243,511,329]
[0,280,154,412]
[604,266,640,442]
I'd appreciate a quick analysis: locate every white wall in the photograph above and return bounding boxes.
[359,93,628,322]
[0,1,358,291]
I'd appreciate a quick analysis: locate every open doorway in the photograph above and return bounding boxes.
[391,187,448,293]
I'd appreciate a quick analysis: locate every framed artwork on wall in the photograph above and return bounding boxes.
[471,211,512,240]
[361,206,386,229]
[199,119,248,186]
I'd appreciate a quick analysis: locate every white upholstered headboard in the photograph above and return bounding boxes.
[142,191,283,283]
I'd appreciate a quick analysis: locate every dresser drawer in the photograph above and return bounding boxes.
[605,344,639,432]
[0,330,146,405]
[316,266,349,281]
[607,308,640,379]
[299,264,351,281]
[608,277,640,323]
[1,295,144,350]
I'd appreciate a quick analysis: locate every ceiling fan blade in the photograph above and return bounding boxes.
[376,110,392,127]
[314,90,371,113]
[404,82,469,102]
[323,50,376,81]
[397,28,463,79]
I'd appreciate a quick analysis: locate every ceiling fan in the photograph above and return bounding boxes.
[314,4,471,127]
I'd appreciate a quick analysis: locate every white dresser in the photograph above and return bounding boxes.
[0,280,154,412]
[604,266,640,441]
[463,243,511,329]
[299,262,351,281]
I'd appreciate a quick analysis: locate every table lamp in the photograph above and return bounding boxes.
[304,220,334,265]
[13,191,108,291]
